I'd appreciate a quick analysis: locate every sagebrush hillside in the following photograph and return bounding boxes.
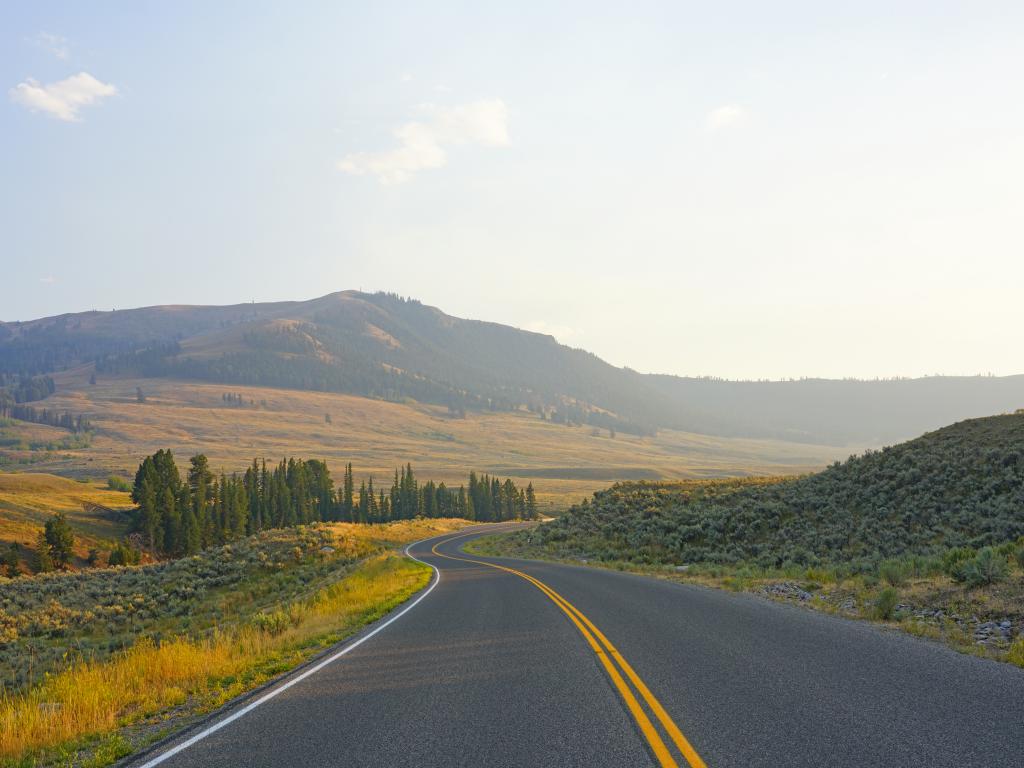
[507,412,1024,570]
[3,291,1023,445]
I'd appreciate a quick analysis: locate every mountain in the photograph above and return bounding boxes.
[2,291,1022,445]
[494,411,1024,569]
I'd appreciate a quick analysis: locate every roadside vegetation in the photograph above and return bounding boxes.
[0,518,468,767]
[470,412,1024,666]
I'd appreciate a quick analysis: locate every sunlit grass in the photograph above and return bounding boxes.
[0,553,430,765]
[22,374,840,507]
[0,517,469,765]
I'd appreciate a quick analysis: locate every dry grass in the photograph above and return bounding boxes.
[0,517,466,766]
[0,474,132,565]
[9,371,848,509]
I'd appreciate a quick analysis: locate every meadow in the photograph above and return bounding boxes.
[4,369,845,510]
[0,474,132,567]
[0,518,469,766]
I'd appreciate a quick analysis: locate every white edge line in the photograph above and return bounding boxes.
[135,536,443,768]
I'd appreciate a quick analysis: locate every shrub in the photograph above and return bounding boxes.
[874,587,899,620]
[108,543,140,567]
[1014,545,1024,572]
[107,475,132,492]
[941,547,976,578]
[879,559,905,587]
[955,547,1009,587]
[251,610,290,635]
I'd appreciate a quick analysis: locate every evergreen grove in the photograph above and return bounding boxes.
[131,450,539,557]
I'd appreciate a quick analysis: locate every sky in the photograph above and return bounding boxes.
[2,1,1022,380]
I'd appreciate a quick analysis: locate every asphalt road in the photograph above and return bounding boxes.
[127,526,1024,768]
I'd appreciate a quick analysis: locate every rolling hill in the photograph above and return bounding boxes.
[2,291,1022,446]
[494,411,1024,569]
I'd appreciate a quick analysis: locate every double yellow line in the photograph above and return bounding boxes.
[430,531,707,768]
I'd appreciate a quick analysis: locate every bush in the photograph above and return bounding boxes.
[954,547,1009,587]
[251,610,290,635]
[941,547,976,577]
[107,475,132,492]
[108,543,141,567]
[879,559,905,587]
[1014,545,1024,572]
[874,587,899,620]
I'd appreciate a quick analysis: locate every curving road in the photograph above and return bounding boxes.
[125,526,1024,768]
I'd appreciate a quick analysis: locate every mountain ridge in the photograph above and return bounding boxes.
[2,290,1022,446]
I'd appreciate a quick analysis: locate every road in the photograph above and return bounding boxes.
[126,526,1024,768]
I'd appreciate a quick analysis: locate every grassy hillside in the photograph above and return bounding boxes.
[0,474,131,567]
[492,412,1024,570]
[0,519,468,765]
[3,290,1022,445]
[0,373,841,509]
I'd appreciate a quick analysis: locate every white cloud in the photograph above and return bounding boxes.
[39,275,56,285]
[30,32,70,60]
[706,104,745,131]
[338,99,509,184]
[9,72,117,122]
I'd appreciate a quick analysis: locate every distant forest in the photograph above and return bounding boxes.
[131,449,538,558]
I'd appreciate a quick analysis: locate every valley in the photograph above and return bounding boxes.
[2,369,844,509]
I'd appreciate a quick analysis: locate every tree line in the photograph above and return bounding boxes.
[131,450,538,557]
[0,403,92,433]
[0,374,56,404]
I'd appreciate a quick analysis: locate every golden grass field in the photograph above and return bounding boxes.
[0,473,132,564]
[2,367,850,513]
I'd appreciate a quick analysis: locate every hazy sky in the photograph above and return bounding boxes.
[3,2,1022,380]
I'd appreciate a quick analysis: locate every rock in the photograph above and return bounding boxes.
[674,565,690,572]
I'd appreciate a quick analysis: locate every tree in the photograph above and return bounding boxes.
[35,530,54,573]
[525,483,538,520]
[89,372,97,386]
[136,386,146,403]
[188,454,214,546]
[2,543,20,577]
[44,512,75,567]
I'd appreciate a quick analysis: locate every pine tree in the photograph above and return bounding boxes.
[44,512,75,568]
[343,463,355,522]
[139,478,161,551]
[525,483,538,520]
[180,505,201,555]
[35,530,54,573]
[357,480,369,523]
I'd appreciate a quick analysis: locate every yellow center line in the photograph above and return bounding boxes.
[427,529,707,768]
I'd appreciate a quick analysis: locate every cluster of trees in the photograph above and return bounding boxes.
[131,450,538,558]
[0,374,56,404]
[517,412,1024,572]
[222,392,250,406]
[0,403,92,433]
